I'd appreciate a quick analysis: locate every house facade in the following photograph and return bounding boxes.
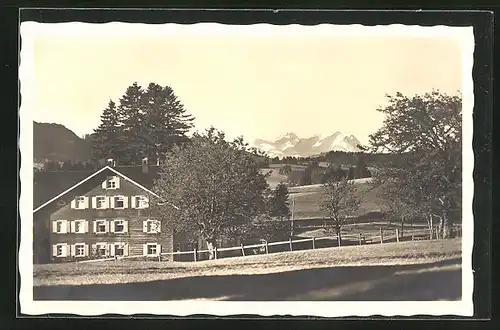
[33,162,174,264]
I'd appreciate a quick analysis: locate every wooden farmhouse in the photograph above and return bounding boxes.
[32,159,198,264]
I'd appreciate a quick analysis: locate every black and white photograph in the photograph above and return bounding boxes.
[19,17,475,317]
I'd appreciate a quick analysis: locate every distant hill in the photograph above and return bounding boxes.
[33,121,92,163]
[252,132,362,158]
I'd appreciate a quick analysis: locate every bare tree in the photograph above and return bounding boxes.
[319,177,361,246]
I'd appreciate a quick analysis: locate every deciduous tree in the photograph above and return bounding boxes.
[152,127,270,259]
[369,90,462,238]
[319,176,361,246]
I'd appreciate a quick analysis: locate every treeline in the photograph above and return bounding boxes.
[264,151,401,168]
[281,154,372,187]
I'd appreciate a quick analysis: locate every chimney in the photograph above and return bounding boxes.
[107,158,115,167]
[142,157,148,173]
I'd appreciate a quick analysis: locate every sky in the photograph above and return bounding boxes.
[30,24,467,145]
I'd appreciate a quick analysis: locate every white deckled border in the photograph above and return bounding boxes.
[19,22,475,317]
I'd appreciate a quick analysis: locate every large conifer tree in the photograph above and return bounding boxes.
[91,100,123,162]
[92,82,195,165]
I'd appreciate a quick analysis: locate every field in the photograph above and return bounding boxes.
[288,178,385,219]
[33,239,462,301]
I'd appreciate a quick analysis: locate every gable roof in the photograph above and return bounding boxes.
[33,165,172,213]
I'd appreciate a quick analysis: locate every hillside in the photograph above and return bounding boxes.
[33,121,92,163]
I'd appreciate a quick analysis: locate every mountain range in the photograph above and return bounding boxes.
[33,121,362,163]
[252,132,362,158]
[33,121,92,163]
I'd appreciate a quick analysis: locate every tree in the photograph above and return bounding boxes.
[369,90,462,238]
[140,83,195,160]
[152,127,270,259]
[319,176,361,246]
[347,166,355,180]
[354,153,369,179]
[322,164,345,183]
[268,182,291,220]
[279,164,292,175]
[92,82,195,165]
[91,100,125,162]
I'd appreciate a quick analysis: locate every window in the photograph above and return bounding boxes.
[143,219,161,233]
[104,176,119,189]
[74,243,85,257]
[95,243,107,257]
[114,243,125,257]
[72,220,87,233]
[144,243,160,256]
[94,196,108,209]
[113,196,127,209]
[53,243,68,257]
[73,196,87,209]
[133,195,149,209]
[52,220,68,234]
[94,220,107,233]
[112,219,127,233]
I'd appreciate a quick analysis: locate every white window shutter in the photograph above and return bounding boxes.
[92,197,97,209]
[110,196,115,209]
[142,220,148,233]
[91,244,97,256]
[156,220,161,233]
[157,244,161,255]
[84,220,89,233]
[104,220,109,233]
[70,244,76,257]
[52,245,58,257]
[143,244,147,256]
[84,197,89,209]
[84,244,89,257]
[70,221,75,233]
[52,221,58,233]
[62,220,68,234]
[123,197,129,209]
[124,244,129,256]
[110,244,116,256]
[102,180,107,189]
[70,199,76,209]
[61,244,68,257]
[105,244,110,257]
[115,177,120,189]
[93,220,97,233]
[123,220,129,233]
[131,196,137,209]
[110,220,115,233]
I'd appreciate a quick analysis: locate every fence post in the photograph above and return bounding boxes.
[380,228,384,244]
[312,237,316,249]
[411,233,415,241]
[358,233,362,245]
[289,238,293,251]
[241,243,245,257]
[214,246,218,260]
[265,240,269,254]
[396,228,400,242]
[193,248,197,262]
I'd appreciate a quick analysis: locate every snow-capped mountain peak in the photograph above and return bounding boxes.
[252,132,362,158]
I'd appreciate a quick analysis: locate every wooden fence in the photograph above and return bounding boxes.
[75,224,461,264]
